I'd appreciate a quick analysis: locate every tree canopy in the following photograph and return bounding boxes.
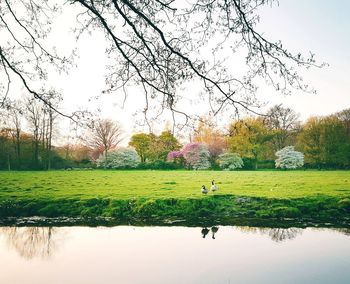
[0,0,322,123]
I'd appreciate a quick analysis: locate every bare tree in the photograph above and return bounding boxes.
[25,98,43,169]
[0,100,23,169]
[9,105,23,168]
[336,108,350,134]
[86,119,123,167]
[41,93,61,170]
[0,127,12,170]
[268,228,302,243]
[0,227,63,260]
[264,104,300,150]
[0,0,324,125]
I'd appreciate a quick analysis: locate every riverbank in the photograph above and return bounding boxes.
[1,171,349,226]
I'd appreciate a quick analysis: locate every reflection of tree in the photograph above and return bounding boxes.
[268,228,302,243]
[0,227,63,259]
[236,226,303,242]
[333,228,350,236]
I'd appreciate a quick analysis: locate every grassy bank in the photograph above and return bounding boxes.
[0,170,349,226]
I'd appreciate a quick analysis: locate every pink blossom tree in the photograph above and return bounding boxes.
[181,143,211,170]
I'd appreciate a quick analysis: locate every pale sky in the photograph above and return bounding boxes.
[7,0,350,143]
[256,0,350,119]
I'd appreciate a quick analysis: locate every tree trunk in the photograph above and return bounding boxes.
[7,153,11,171]
[104,149,108,169]
[47,111,53,170]
[16,135,21,169]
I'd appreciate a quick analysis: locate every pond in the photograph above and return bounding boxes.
[0,226,349,284]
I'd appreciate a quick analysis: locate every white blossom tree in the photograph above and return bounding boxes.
[96,148,140,169]
[275,146,304,169]
[218,152,244,170]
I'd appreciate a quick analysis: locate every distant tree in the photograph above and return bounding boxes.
[148,130,181,161]
[129,130,181,162]
[264,105,300,151]
[181,143,211,170]
[56,143,93,166]
[0,101,23,169]
[297,115,349,167]
[337,108,350,123]
[129,133,152,163]
[275,146,304,169]
[25,98,44,169]
[96,148,140,169]
[336,108,350,135]
[227,117,273,169]
[41,93,61,170]
[193,116,226,164]
[218,152,244,170]
[87,119,123,168]
[167,150,183,161]
[167,150,185,167]
[0,128,13,170]
[10,107,23,169]
[23,92,61,170]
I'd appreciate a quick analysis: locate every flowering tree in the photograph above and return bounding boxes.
[193,116,226,163]
[218,153,244,170]
[96,148,140,169]
[86,119,123,168]
[167,150,183,161]
[275,146,304,169]
[181,143,211,170]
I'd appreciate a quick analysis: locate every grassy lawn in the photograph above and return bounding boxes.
[0,170,349,224]
[0,170,349,200]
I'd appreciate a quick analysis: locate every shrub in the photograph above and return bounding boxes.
[275,146,304,169]
[218,152,244,170]
[96,148,141,169]
[137,160,182,170]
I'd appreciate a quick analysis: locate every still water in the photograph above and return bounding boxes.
[0,226,349,284]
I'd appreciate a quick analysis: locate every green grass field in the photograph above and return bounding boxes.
[0,170,349,224]
[1,170,349,199]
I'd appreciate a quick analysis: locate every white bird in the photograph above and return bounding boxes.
[201,185,208,194]
[211,180,218,192]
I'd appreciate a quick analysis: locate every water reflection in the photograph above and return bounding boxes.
[0,225,348,261]
[201,227,220,239]
[334,228,350,236]
[0,226,349,284]
[236,226,303,242]
[0,227,64,259]
[201,227,210,238]
[211,226,219,239]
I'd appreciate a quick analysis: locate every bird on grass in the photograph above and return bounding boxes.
[211,180,218,192]
[201,185,208,194]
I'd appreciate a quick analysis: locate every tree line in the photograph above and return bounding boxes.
[0,104,349,170]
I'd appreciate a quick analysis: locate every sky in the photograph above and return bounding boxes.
[6,0,350,143]
[256,0,350,119]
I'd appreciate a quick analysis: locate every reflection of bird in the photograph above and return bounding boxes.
[201,227,210,238]
[211,226,219,239]
[201,185,208,194]
[211,180,218,192]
